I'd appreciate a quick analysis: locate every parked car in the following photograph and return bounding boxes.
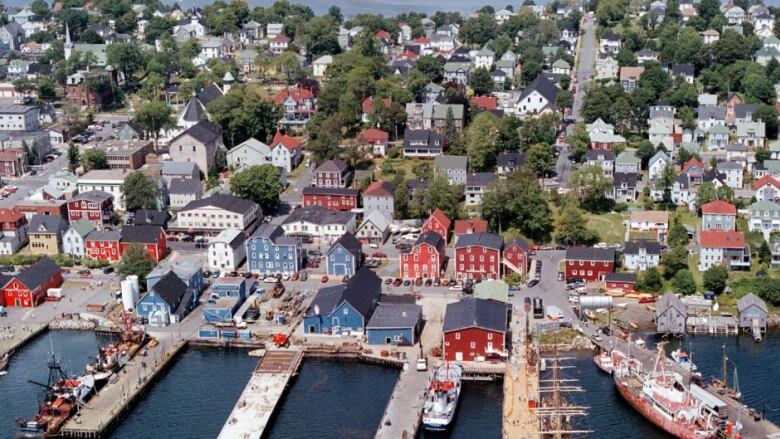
[441,279,449,287]
[102,266,114,274]
[415,278,423,287]
[211,271,220,278]
[263,276,277,283]
[282,273,291,281]
[392,278,403,287]
[527,279,540,287]
[433,278,440,287]
[402,279,411,287]
[371,252,387,259]
[300,271,308,281]
[321,275,329,283]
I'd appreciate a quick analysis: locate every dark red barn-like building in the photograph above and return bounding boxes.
[443,298,508,362]
[1,257,63,308]
[301,187,360,212]
[565,247,616,282]
[119,225,167,263]
[399,232,445,280]
[503,237,530,275]
[421,208,451,242]
[85,230,121,262]
[605,272,637,292]
[67,190,114,229]
[454,233,503,281]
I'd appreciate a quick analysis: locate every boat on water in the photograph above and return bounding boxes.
[670,348,699,374]
[613,344,719,439]
[712,345,741,400]
[593,351,614,374]
[422,363,463,431]
[86,311,147,382]
[16,355,81,439]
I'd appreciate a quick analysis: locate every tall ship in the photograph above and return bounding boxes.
[613,344,719,439]
[422,363,463,431]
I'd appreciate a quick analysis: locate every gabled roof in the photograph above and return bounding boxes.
[174,120,221,144]
[701,200,736,215]
[426,208,451,231]
[363,180,395,197]
[505,237,530,252]
[497,151,525,167]
[150,271,189,311]
[657,292,686,318]
[443,298,507,333]
[455,232,503,250]
[566,247,615,262]
[133,209,171,227]
[604,272,637,283]
[615,151,641,165]
[454,219,488,235]
[629,210,669,223]
[181,194,257,214]
[315,158,349,174]
[169,178,203,195]
[737,293,767,313]
[210,228,246,250]
[518,75,559,106]
[30,215,67,234]
[360,209,391,232]
[302,186,360,197]
[434,154,467,170]
[682,158,705,174]
[274,87,314,105]
[196,83,223,106]
[87,229,121,242]
[623,239,662,255]
[180,97,207,123]
[329,231,362,257]
[162,161,198,176]
[307,266,381,318]
[466,172,498,187]
[15,257,60,291]
[749,200,780,213]
[271,130,301,150]
[699,230,744,249]
[68,218,96,237]
[755,175,780,191]
[120,225,163,244]
[408,231,444,253]
[367,303,422,329]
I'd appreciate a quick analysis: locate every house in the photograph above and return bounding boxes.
[701,200,737,231]
[281,206,356,244]
[312,54,333,78]
[620,67,644,93]
[595,57,619,80]
[400,231,445,280]
[136,271,197,326]
[269,33,290,54]
[14,199,68,220]
[473,48,496,71]
[119,225,167,263]
[623,239,662,271]
[453,220,489,241]
[434,155,468,185]
[1,257,62,308]
[698,230,750,271]
[443,298,508,362]
[465,173,498,206]
[168,120,224,174]
[366,302,423,345]
[85,230,121,262]
[355,209,391,244]
[66,190,113,229]
[0,103,39,131]
[0,148,26,178]
[0,209,28,255]
[629,210,669,236]
[362,180,395,220]
[648,151,671,181]
[503,238,530,275]
[682,158,705,185]
[356,128,389,157]
[174,195,260,233]
[565,247,615,282]
[304,267,382,335]
[701,29,720,44]
[302,187,360,212]
[515,75,559,118]
[605,272,637,292]
[402,129,445,158]
[671,63,694,84]
[207,229,247,272]
[600,32,621,54]
[405,103,465,134]
[608,173,638,202]
[656,292,687,335]
[245,223,302,275]
[551,59,571,76]
[226,138,272,171]
[62,219,95,259]
[169,178,204,209]
[313,159,352,189]
[454,233,503,281]
[586,150,614,177]
[726,143,749,163]
[708,124,729,151]
[716,161,743,189]
[28,215,67,255]
[98,140,155,170]
[274,87,316,128]
[697,106,727,131]
[636,49,659,64]
[270,131,303,173]
[725,5,745,24]
[614,151,641,174]
[421,208,451,243]
[443,61,471,85]
[496,152,525,175]
[327,231,362,276]
[737,293,767,332]
[736,120,766,148]
[748,200,780,240]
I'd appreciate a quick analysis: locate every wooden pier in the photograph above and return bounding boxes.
[217,348,304,439]
[503,306,541,439]
[373,351,428,439]
[60,335,187,438]
[0,321,49,358]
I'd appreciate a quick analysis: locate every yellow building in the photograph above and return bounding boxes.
[29,215,68,255]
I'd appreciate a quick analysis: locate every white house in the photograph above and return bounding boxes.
[716,161,743,189]
[355,209,391,244]
[176,195,260,232]
[698,230,750,271]
[595,57,619,80]
[623,239,662,271]
[648,151,671,181]
[270,132,302,173]
[281,206,357,244]
[207,228,247,271]
[708,124,729,151]
[754,176,780,202]
[77,170,129,210]
[62,219,94,259]
[312,55,333,78]
[748,200,780,240]
[226,137,272,171]
[599,33,621,54]
[514,75,559,118]
[473,47,495,70]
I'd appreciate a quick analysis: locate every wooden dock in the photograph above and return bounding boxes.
[217,348,304,439]
[60,335,187,438]
[503,306,541,439]
[0,321,49,358]
[373,353,428,439]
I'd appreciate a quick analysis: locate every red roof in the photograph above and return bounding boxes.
[272,33,291,43]
[361,97,392,114]
[682,158,704,174]
[701,200,736,215]
[271,130,301,150]
[427,208,452,230]
[0,208,22,223]
[413,37,430,44]
[754,175,780,190]
[699,230,744,249]
[400,50,419,60]
[274,87,314,105]
[454,219,488,235]
[363,180,395,197]
[470,95,497,110]
[357,128,389,144]
[375,30,391,41]
[0,149,21,161]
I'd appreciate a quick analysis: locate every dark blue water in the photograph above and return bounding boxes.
[0,330,109,439]
[417,381,503,439]
[110,347,257,439]
[266,359,398,439]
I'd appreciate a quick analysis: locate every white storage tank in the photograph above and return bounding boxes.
[579,295,613,310]
[127,275,140,298]
[120,280,135,311]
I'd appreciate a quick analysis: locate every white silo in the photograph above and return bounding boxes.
[127,275,140,297]
[121,280,136,311]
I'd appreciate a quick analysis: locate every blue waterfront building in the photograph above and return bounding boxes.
[326,231,362,276]
[366,303,423,345]
[211,277,253,299]
[136,271,198,326]
[246,223,303,274]
[304,267,381,335]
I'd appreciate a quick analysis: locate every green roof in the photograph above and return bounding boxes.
[552,59,571,69]
[474,280,509,303]
[70,218,96,237]
[750,200,780,213]
[709,124,729,135]
[615,151,641,165]
[765,160,780,172]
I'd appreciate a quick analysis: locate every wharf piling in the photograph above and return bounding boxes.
[217,348,304,439]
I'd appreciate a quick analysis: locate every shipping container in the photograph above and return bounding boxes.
[222,330,237,339]
[198,329,220,338]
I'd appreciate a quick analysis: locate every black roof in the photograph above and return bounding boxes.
[566,247,615,262]
[672,63,694,76]
[30,215,67,234]
[301,187,360,196]
[443,298,507,333]
[605,272,637,283]
[120,224,163,244]
[586,149,614,160]
[506,237,530,252]
[315,158,349,173]
[196,83,223,106]
[518,75,559,108]
[169,178,202,195]
[497,151,525,168]
[367,303,422,329]
[466,172,498,187]
[408,231,444,254]
[16,257,60,291]
[180,97,207,123]
[402,129,444,148]
[151,271,189,311]
[73,190,112,203]
[623,239,661,255]
[133,209,171,227]
[601,32,620,41]
[734,103,760,119]
[329,231,362,258]
[180,120,221,144]
[181,194,257,214]
[455,232,503,250]
[307,266,381,318]
[613,172,638,188]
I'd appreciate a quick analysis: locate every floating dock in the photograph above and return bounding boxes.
[60,335,186,438]
[217,348,304,439]
[503,305,541,439]
[374,353,428,439]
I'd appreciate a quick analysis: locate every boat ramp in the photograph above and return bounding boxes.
[217,348,304,439]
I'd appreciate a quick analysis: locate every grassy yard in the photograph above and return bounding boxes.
[586,212,626,245]
[629,231,657,240]
[375,156,428,181]
[674,206,698,228]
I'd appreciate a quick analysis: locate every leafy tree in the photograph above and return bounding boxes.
[36,78,57,101]
[394,181,410,219]
[461,112,500,171]
[459,13,496,46]
[556,90,574,114]
[106,43,145,86]
[638,267,664,292]
[672,269,697,295]
[703,265,729,294]
[118,244,156,291]
[759,240,772,266]
[744,73,775,104]
[569,166,613,212]
[67,142,80,173]
[667,216,690,247]
[414,55,445,83]
[229,164,284,213]
[567,123,590,163]
[662,245,689,279]
[480,168,553,241]
[143,15,175,44]
[31,0,50,17]
[596,0,628,26]
[635,141,655,169]
[81,149,108,171]
[206,85,281,148]
[422,175,462,221]
[273,51,306,85]
[698,0,721,23]
[754,105,779,139]
[307,114,342,165]
[554,203,598,246]
[121,171,161,211]
[525,143,555,177]
[133,100,174,152]
[696,182,733,211]
[469,67,494,95]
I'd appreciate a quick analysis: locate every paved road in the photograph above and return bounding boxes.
[0,152,69,209]
[280,160,314,209]
[572,15,596,121]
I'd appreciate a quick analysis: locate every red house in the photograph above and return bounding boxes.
[470,95,497,111]
[67,190,114,229]
[453,219,488,236]
[454,233,503,281]
[400,232,445,280]
[120,225,167,263]
[503,238,530,275]
[443,298,507,362]
[1,257,63,308]
[421,208,451,242]
[565,247,616,282]
[85,230,121,262]
[605,272,637,292]
[301,187,360,212]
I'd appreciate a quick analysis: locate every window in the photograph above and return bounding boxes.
[343,308,348,315]
[470,341,476,349]
[487,333,493,340]
[455,332,460,340]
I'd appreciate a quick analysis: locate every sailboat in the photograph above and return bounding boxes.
[712,344,741,400]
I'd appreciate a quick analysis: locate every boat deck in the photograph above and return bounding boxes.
[374,352,429,439]
[503,305,541,439]
[217,348,303,439]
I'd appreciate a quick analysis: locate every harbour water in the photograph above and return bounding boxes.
[417,381,503,439]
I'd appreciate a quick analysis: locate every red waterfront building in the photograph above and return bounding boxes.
[503,238,530,275]
[119,225,167,263]
[443,298,508,362]
[67,190,114,229]
[1,257,63,308]
[421,208,451,242]
[399,232,445,280]
[453,233,503,281]
[301,187,360,212]
[565,247,616,282]
[605,272,637,292]
[85,230,121,262]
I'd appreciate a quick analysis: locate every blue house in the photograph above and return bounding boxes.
[136,272,198,327]
[146,259,205,293]
[203,296,243,323]
[211,277,253,299]
[326,231,362,276]
[366,303,423,345]
[304,266,381,335]
[246,223,303,275]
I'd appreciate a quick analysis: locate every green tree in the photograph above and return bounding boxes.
[462,112,500,171]
[36,78,57,101]
[307,114,342,165]
[117,244,156,290]
[639,267,664,292]
[133,100,174,152]
[394,181,410,219]
[635,141,656,169]
[206,85,281,148]
[106,43,145,86]
[422,175,462,221]
[672,269,697,295]
[81,149,108,171]
[525,143,555,177]
[569,166,613,212]
[469,67,495,95]
[567,123,590,163]
[480,168,553,241]
[273,51,306,85]
[121,171,161,211]
[229,164,284,213]
[759,240,772,266]
[554,203,598,246]
[662,245,689,279]
[703,265,729,294]
[67,142,80,173]
[667,216,690,247]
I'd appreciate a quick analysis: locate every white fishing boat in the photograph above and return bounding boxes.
[422,363,463,431]
[593,351,614,374]
[670,348,698,372]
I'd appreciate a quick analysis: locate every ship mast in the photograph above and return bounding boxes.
[538,343,591,437]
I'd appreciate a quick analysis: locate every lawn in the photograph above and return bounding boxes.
[674,206,698,228]
[586,212,626,245]
[629,230,657,240]
[375,156,429,181]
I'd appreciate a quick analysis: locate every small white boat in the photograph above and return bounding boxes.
[0,370,7,376]
[594,351,614,374]
[671,348,698,372]
[422,363,463,431]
